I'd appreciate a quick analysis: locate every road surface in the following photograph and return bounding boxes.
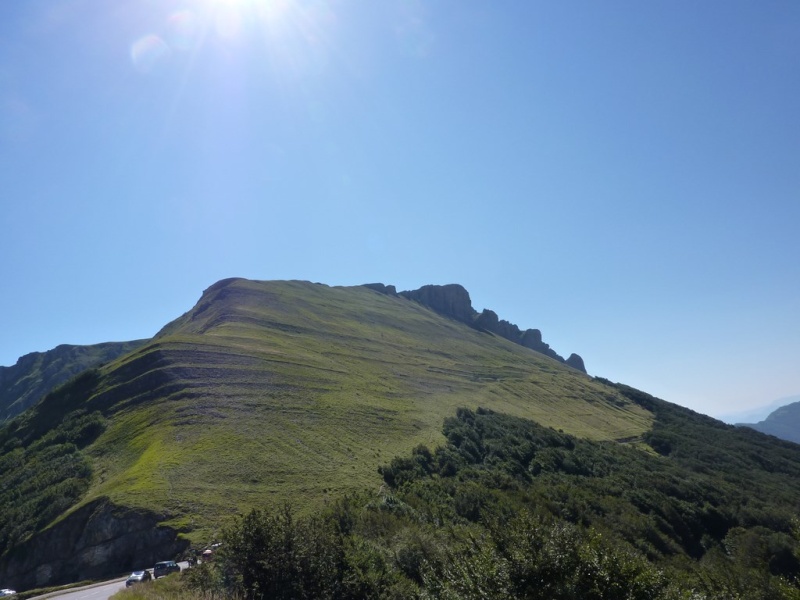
[32,579,127,600]
[29,563,189,600]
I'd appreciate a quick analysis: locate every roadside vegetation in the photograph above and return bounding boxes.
[113,386,800,599]
[115,573,228,600]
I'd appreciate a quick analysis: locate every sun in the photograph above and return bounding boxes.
[132,0,333,77]
[192,0,299,48]
[205,0,292,27]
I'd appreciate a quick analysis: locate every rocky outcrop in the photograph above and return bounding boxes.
[516,328,559,362]
[366,283,587,373]
[0,498,187,591]
[520,328,543,349]
[566,353,586,372]
[474,310,521,342]
[399,284,477,323]
[475,311,566,363]
[0,341,147,423]
[362,283,398,296]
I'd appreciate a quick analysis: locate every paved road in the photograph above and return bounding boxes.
[31,579,127,600]
[30,563,189,600]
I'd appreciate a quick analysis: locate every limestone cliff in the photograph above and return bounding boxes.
[366,283,586,373]
[0,499,186,591]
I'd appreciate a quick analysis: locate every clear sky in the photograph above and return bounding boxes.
[1,0,798,421]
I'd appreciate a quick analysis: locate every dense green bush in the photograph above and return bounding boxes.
[0,371,105,557]
[187,501,420,600]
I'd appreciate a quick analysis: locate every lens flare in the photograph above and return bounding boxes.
[130,34,171,73]
[167,10,200,52]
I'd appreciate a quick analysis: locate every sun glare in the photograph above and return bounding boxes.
[131,0,335,79]
[206,0,291,26]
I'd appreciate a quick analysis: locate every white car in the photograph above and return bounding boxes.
[0,589,16,597]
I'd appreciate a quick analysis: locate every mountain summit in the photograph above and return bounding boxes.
[0,278,640,589]
[3,279,800,595]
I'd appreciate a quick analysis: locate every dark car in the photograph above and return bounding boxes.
[125,570,152,587]
[153,561,180,579]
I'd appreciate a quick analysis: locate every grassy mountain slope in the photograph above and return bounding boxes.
[0,341,146,422]
[91,279,653,534]
[125,396,800,599]
[2,278,652,548]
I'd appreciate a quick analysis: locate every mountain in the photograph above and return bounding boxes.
[718,394,800,424]
[740,399,800,444]
[0,278,645,590]
[0,341,147,422]
[2,278,800,596]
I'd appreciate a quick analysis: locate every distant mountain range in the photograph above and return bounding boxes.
[718,394,800,424]
[738,396,800,444]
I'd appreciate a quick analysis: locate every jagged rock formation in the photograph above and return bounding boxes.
[0,341,146,422]
[366,283,586,373]
[474,309,520,341]
[362,283,397,296]
[0,499,186,591]
[566,353,586,372]
[400,284,477,323]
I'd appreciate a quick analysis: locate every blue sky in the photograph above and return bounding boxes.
[1,0,798,420]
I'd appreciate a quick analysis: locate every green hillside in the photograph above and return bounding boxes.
[0,278,651,560]
[0,340,146,422]
[167,398,800,600]
[6,277,800,597]
[87,279,651,533]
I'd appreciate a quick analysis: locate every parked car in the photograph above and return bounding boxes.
[153,560,180,579]
[126,570,152,586]
[0,590,16,597]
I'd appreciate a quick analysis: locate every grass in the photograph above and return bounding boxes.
[112,573,221,600]
[7,279,654,545]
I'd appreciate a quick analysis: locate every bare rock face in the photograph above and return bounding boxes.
[519,328,561,362]
[566,353,586,372]
[474,309,500,331]
[380,283,588,374]
[399,284,477,323]
[362,283,398,296]
[520,329,543,348]
[473,310,519,341]
[0,499,187,591]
